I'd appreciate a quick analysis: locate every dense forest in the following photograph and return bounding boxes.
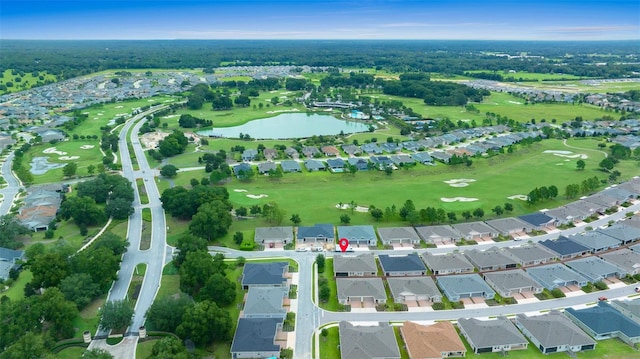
[1,40,638,80]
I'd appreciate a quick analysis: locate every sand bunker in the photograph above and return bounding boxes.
[444,178,476,187]
[508,100,523,104]
[335,204,370,213]
[233,189,248,193]
[43,147,67,156]
[80,145,95,150]
[508,195,528,201]
[115,105,124,108]
[59,156,80,160]
[543,150,588,159]
[246,194,268,199]
[441,197,479,202]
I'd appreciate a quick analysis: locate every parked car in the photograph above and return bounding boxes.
[635,287,640,293]
[598,296,607,301]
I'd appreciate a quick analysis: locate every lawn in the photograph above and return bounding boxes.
[0,269,32,301]
[318,326,340,359]
[219,139,634,226]
[0,69,57,95]
[318,259,340,311]
[26,140,104,184]
[465,70,585,81]
[55,347,89,359]
[71,297,104,339]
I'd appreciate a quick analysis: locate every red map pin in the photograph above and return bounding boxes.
[339,238,349,252]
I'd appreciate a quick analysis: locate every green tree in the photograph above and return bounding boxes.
[58,196,107,226]
[262,202,285,225]
[290,213,301,225]
[176,300,233,345]
[472,208,484,219]
[599,157,615,171]
[492,205,504,216]
[0,214,31,249]
[197,273,237,305]
[145,294,193,333]
[565,183,581,199]
[189,201,233,241]
[148,336,191,359]
[35,287,78,340]
[29,252,70,288]
[235,206,248,217]
[160,164,179,178]
[1,332,49,359]
[105,197,134,219]
[340,214,351,224]
[576,159,586,171]
[59,273,101,309]
[179,251,221,296]
[82,349,114,359]
[447,212,457,223]
[461,211,472,220]
[174,234,208,268]
[63,162,78,177]
[504,202,514,212]
[87,164,96,175]
[369,207,383,221]
[99,300,134,331]
[233,231,244,245]
[316,254,325,273]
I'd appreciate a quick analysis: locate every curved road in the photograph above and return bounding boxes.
[0,153,21,216]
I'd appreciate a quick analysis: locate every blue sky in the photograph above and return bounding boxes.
[1,0,638,40]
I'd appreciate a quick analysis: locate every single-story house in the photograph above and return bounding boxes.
[242,287,287,319]
[539,236,590,260]
[400,321,466,359]
[565,301,640,346]
[341,144,361,156]
[411,152,433,164]
[483,269,544,298]
[378,254,427,276]
[347,157,369,171]
[431,151,452,163]
[254,226,293,245]
[337,225,377,246]
[464,247,518,271]
[568,231,621,253]
[457,317,528,354]
[599,249,640,275]
[326,158,345,173]
[369,156,394,170]
[376,227,421,245]
[610,299,640,325]
[421,252,474,275]
[388,277,442,303]
[525,263,589,290]
[280,160,301,173]
[230,317,283,359]
[504,244,557,267]
[297,224,334,243]
[339,321,401,359]
[241,148,258,162]
[336,278,387,304]
[333,253,377,277]
[518,212,555,231]
[515,312,596,354]
[257,161,277,175]
[436,274,496,302]
[302,146,320,158]
[390,154,416,166]
[361,142,382,154]
[284,147,299,159]
[262,148,277,161]
[565,256,627,283]
[233,163,253,178]
[485,217,533,236]
[415,225,462,244]
[544,204,591,225]
[451,221,497,240]
[241,262,288,290]
[303,159,326,172]
[598,223,640,245]
[0,247,25,281]
[321,145,340,157]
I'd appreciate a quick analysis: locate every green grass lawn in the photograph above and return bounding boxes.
[71,297,104,339]
[0,69,57,95]
[318,259,340,311]
[318,326,340,359]
[219,139,635,226]
[55,347,89,359]
[135,339,155,358]
[465,70,586,81]
[26,140,103,184]
[0,269,32,301]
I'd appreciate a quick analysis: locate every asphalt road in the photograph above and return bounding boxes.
[0,153,20,216]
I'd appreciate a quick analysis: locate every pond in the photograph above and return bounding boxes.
[198,113,372,139]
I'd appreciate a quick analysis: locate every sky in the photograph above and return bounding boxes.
[1,0,639,41]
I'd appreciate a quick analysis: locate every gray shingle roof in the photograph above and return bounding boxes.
[565,256,627,282]
[505,244,557,264]
[598,223,640,243]
[464,247,517,269]
[243,287,287,318]
[422,252,474,273]
[568,231,621,251]
[415,225,462,242]
[599,249,640,273]
[516,312,595,349]
[483,269,543,294]
[518,212,554,227]
[378,254,427,273]
[387,277,441,301]
[337,225,376,241]
[458,317,527,349]
[339,321,401,359]
[231,318,282,354]
[280,160,301,172]
[333,253,377,274]
[241,262,288,287]
[485,217,533,234]
[525,263,589,289]
[437,274,495,300]
[540,236,590,256]
[376,227,421,243]
[451,221,496,237]
[254,226,293,243]
[566,301,640,338]
[297,224,334,239]
[337,278,386,302]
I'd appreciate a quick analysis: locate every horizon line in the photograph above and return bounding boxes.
[2,38,639,42]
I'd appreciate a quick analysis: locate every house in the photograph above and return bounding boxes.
[0,247,25,281]
[525,263,589,290]
[376,227,421,245]
[411,152,433,164]
[257,161,277,175]
[504,244,557,267]
[568,231,621,253]
[451,221,496,240]
[337,225,377,246]
[37,129,66,142]
[421,252,474,275]
[303,159,326,172]
[430,151,452,163]
[302,146,320,158]
[333,253,377,277]
[254,226,293,246]
[280,160,301,173]
[381,142,401,153]
[464,247,518,271]
[339,321,401,359]
[565,257,627,283]
[321,145,340,157]
[539,236,590,260]
[388,277,442,303]
[361,142,382,154]
[369,156,394,170]
[610,299,640,325]
[518,212,555,231]
[284,147,299,159]
[544,204,591,225]
[515,312,596,354]
[336,278,387,304]
[415,225,462,244]
[390,154,415,166]
[485,217,533,237]
[341,144,361,156]
[241,148,258,162]
[233,163,253,178]
[241,262,288,290]
[326,158,345,173]
[597,223,640,245]
[263,148,277,161]
[378,254,427,276]
[297,224,334,243]
[457,317,528,354]
[483,269,544,298]
[565,301,640,346]
[230,318,283,359]
[436,274,496,301]
[242,287,287,319]
[347,157,369,171]
[400,321,466,359]
[599,249,640,275]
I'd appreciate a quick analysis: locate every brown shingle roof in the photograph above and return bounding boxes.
[401,321,466,359]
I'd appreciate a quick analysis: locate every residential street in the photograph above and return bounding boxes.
[0,153,20,216]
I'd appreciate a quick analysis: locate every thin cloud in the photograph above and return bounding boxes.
[544,26,638,33]
[381,22,503,28]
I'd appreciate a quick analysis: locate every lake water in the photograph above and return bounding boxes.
[198,113,371,139]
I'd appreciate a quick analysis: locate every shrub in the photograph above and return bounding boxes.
[594,281,608,290]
